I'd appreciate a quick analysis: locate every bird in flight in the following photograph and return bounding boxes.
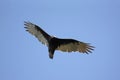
[24,21,94,59]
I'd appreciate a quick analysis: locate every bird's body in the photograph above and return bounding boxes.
[24,22,94,59]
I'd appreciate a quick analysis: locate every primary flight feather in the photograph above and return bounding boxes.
[24,21,94,59]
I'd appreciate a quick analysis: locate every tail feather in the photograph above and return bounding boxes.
[49,52,54,59]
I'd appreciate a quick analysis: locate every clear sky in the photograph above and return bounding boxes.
[0,0,120,80]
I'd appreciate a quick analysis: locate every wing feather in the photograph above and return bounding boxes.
[56,39,94,54]
[24,22,51,46]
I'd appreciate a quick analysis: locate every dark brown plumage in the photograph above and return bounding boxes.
[24,21,94,59]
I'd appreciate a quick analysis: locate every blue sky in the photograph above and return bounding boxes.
[0,0,120,80]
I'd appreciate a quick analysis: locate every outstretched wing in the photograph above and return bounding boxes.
[56,38,94,54]
[24,22,51,46]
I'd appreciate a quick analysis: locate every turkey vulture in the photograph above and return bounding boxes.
[24,21,94,59]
